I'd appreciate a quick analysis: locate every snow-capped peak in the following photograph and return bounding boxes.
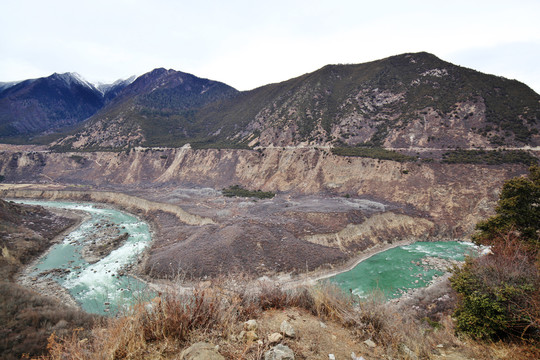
[52,72,99,92]
[0,80,24,92]
[95,75,137,95]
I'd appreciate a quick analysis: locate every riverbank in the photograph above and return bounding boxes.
[273,239,415,290]
[15,206,89,310]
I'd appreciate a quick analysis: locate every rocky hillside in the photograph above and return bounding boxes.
[51,52,540,150]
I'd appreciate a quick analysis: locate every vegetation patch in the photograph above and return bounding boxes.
[442,150,538,165]
[222,185,275,199]
[451,166,540,341]
[69,154,85,164]
[332,146,417,162]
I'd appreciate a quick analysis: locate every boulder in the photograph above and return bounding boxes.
[264,344,295,360]
[363,339,376,348]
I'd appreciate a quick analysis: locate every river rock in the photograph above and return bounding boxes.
[179,342,224,360]
[264,344,295,360]
[280,320,295,338]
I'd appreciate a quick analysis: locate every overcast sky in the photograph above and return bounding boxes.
[1,0,539,93]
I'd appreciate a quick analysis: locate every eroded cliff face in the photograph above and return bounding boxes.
[0,147,525,236]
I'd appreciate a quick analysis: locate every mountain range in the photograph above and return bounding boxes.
[0,72,135,141]
[1,52,539,150]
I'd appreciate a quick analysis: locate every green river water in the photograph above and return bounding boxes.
[329,241,480,299]
[15,200,480,314]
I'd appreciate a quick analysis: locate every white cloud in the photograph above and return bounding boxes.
[0,0,539,93]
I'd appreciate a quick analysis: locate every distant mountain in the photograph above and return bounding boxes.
[96,75,137,103]
[3,52,540,149]
[52,68,239,149]
[53,52,540,150]
[0,73,104,140]
[0,81,24,92]
[0,73,135,142]
[190,51,540,149]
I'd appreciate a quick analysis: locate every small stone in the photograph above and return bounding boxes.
[264,344,295,360]
[363,339,376,348]
[268,332,283,344]
[280,320,296,338]
[400,344,418,360]
[180,342,224,360]
[244,319,258,331]
[241,330,258,342]
[319,321,327,328]
[329,355,336,360]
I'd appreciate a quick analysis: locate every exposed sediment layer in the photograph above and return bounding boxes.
[0,188,214,226]
[303,212,435,250]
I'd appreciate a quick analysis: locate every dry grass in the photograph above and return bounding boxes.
[36,278,540,360]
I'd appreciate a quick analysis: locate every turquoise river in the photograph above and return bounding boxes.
[328,241,480,299]
[15,200,153,315]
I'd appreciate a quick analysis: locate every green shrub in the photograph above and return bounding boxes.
[222,185,275,199]
[442,150,538,165]
[331,146,416,162]
[450,257,537,339]
[451,166,540,341]
[473,166,540,246]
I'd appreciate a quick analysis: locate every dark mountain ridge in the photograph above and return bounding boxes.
[0,72,134,142]
[51,68,239,149]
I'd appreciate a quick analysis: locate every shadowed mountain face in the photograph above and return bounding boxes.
[3,52,540,149]
[0,73,136,143]
[51,68,240,149]
[0,73,104,139]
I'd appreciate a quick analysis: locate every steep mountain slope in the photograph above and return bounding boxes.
[198,52,540,148]
[0,73,104,140]
[53,68,239,149]
[52,52,540,150]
